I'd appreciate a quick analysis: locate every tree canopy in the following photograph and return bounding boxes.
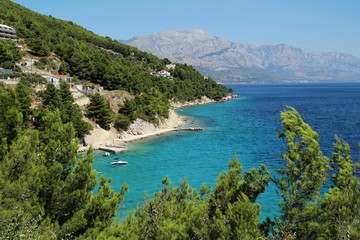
[0,39,22,69]
[97,157,270,240]
[86,93,114,130]
[0,82,126,239]
[272,107,360,240]
[39,81,92,139]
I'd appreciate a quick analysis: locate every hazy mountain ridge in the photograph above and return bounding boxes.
[125,29,360,83]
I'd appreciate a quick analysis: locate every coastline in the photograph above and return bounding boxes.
[172,95,235,109]
[78,94,236,152]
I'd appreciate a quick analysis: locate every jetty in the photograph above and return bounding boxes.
[177,127,203,131]
[99,145,127,154]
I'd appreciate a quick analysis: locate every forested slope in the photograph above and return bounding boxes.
[1,0,228,127]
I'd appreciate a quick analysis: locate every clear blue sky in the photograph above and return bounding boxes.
[12,0,360,57]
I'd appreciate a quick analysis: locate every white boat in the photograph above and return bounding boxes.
[110,160,128,165]
[104,152,110,156]
[110,158,128,165]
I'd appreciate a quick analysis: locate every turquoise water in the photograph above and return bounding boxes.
[93,83,360,221]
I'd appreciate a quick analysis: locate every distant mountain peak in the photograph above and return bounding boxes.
[157,29,213,36]
[125,30,360,83]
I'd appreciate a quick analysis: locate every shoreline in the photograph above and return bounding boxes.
[78,127,181,153]
[78,120,184,153]
[78,94,236,153]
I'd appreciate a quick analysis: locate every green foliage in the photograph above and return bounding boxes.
[98,157,269,239]
[315,136,360,239]
[1,78,360,240]
[0,130,45,235]
[133,91,170,125]
[207,157,270,239]
[0,86,23,144]
[274,107,330,238]
[19,73,47,85]
[118,99,137,122]
[40,83,61,110]
[39,81,92,138]
[1,60,15,70]
[34,57,56,71]
[1,0,229,126]
[172,64,228,101]
[27,38,50,57]
[273,107,360,240]
[87,93,114,130]
[115,91,171,130]
[0,105,125,238]
[114,114,131,132]
[58,81,92,138]
[0,39,22,67]
[15,82,32,126]
[58,60,69,75]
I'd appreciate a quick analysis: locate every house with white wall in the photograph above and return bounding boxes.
[42,74,73,88]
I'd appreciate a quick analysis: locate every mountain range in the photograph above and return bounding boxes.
[124,29,360,83]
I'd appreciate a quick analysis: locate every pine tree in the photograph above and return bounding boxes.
[41,83,62,111]
[58,81,92,138]
[0,130,46,239]
[15,81,32,127]
[274,107,330,238]
[0,107,125,238]
[0,86,23,144]
[98,157,269,239]
[40,81,92,139]
[317,136,360,239]
[87,93,114,130]
[208,157,270,239]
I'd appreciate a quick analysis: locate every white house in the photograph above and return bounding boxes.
[43,74,73,88]
[158,70,170,77]
[151,70,171,78]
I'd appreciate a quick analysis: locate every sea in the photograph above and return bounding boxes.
[92,82,360,221]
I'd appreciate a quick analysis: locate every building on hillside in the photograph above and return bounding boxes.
[0,24,17,40]
[0,67,13,75]
[55,75,73,83]
[76,85,104,94]
[0,68,18,84]
[166,64,176,70]
[42,74,73,88]
[151,69,171,78]
[158,70,171,77]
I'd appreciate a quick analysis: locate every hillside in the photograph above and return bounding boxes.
[125,29,360,83]
[0,1,228,127]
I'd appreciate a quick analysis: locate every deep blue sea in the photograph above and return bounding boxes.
[92,82,360,221]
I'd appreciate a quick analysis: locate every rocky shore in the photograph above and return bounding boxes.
[79,109,184,152]
[172,95,235,109]
[79,94,236,152]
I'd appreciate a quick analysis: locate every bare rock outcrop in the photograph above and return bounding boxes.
[119,109,183,139]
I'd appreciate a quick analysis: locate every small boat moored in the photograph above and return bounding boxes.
[104,152,110,156]
[110,158,128,165]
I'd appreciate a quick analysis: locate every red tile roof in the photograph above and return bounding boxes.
[54,75,72,79]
